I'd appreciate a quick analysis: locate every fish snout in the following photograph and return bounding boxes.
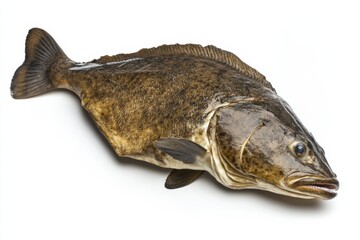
[286,174,339,199]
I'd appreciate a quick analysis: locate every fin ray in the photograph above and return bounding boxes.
[154,138,207,164]
[165,169,204,189]
[11,28,69,99]
[96,44,274,90]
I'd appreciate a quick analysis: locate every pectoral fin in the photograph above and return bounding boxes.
[154,138,207,164]
[165,169,204,189]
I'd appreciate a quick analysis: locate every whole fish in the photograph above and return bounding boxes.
[11,28,339,200]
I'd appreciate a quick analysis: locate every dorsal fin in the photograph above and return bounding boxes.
[95,44,274,90]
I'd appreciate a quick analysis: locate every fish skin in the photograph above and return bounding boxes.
[54,51,272,172]
[11,28,339,199]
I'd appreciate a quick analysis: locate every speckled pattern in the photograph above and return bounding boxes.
[64,56,270,158]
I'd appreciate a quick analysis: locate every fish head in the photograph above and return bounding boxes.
[213,99,338,199]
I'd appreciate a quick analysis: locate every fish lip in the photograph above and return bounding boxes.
[285,175,339,200]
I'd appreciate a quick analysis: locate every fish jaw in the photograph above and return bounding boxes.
[285,174,339,200]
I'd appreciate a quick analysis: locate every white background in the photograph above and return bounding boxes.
[1,1,359,239]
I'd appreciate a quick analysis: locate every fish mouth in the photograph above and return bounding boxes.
[286,175,339,200]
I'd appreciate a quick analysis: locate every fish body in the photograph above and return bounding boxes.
[11,28,339,199]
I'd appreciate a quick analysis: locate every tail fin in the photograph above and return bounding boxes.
[11,28,69,99]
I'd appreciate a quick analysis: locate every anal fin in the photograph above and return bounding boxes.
[165,169,204,189]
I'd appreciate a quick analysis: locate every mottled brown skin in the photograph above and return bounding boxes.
[59,56,269,160]
[11,28,339,199]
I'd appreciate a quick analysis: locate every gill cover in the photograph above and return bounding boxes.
[213,102,338,199]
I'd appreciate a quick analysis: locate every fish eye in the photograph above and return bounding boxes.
[289,141,308,158]
[294,142,306,156]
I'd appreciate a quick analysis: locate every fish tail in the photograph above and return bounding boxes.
[11,28,70,99]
